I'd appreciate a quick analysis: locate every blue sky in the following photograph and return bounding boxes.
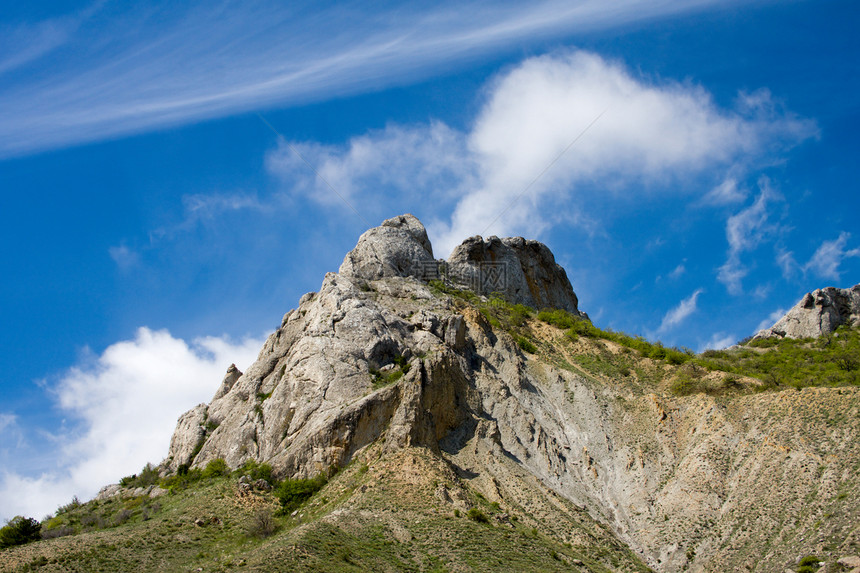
[1,0,858,520]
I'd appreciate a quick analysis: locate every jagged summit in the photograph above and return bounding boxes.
[339,213,585,316]
[754,283,860,340]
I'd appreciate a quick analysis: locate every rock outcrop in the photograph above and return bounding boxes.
[755,284,860,340]
[447,235,586,316]
[338,213,436,281]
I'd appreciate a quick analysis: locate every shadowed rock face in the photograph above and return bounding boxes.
[447,235,586,316]
[755,284,860,340]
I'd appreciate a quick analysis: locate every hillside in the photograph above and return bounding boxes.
[2,215,858,573]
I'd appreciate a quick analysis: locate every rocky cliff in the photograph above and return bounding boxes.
[162,215,860,573]
[755,284,860,340]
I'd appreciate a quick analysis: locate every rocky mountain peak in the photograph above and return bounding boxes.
[754,283,860,340]
[338,213,435,281]
[339,213,584,316]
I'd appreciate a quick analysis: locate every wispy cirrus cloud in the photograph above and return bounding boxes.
[717,178,787,294]
[1,0,762,158]
[657,288,704,335]
[802,232,860,282]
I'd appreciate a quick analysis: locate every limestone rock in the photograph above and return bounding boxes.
[212,364,242,401]
[754,284,860,340]
[166,404,208,471]
[446,235,586,316]
[338,213,437,281]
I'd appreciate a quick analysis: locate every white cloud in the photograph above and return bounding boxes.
[776,248,798,280]
[0,413,15,434]
[802,232,860,282]
[668,263,686,280]
[755,307,786,333]
[108,244,139,270]
[0,0,757,158]
[702,178,747,205]
[657,288,703,334]
[266,122,474,224]
[0,327,264,522]
[267,51,815,256]
[699,332,736,352]
[717,178,783,294]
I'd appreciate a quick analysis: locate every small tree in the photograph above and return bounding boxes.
[0,516,42,548]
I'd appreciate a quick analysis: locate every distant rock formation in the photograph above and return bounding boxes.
[754,284,860,340]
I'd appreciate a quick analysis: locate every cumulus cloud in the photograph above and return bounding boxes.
[717,178,784,294]
[0,327,264,522]
[803,232,860,282]
[267,51,815,255]
[657,288,704,334]
[267,122,474,223]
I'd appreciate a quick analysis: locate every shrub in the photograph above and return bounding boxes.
[120,463,160,489]
[466,508,489,523]
[160,467,203,491]
[112,509,133,526]
[202,458,231,478]
[538,309,576,329]
[41,525,74,540]
[56,496,81,515]
[276,474,328,513]
[796,555,821,572]
[0,516,42,548]
[235,460,274,484]
[246,509,277,538]
[516,336,537,354]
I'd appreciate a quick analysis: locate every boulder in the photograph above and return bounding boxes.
[339,214,438,281]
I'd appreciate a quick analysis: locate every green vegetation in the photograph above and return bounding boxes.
[202,458,231,478]
[536,306,860,394]
[537,308,694,365]
[466,508,489,523]
[370,354,412,389]
[276,474,329,513]
[516,335,537,354]
[234,459,275,483]
[694,325,860,390]
[119,462,159,489]
[0,516,41,548]
[796,554,821,572]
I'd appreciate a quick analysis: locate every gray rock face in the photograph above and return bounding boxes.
[338,213,436,281]
[754,284,860,340]
[447,235,585,316]
[212,364,242,401]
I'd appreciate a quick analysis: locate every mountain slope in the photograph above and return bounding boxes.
[4,214,858,573]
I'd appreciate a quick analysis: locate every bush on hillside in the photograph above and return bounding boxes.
[0,516,42,548]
